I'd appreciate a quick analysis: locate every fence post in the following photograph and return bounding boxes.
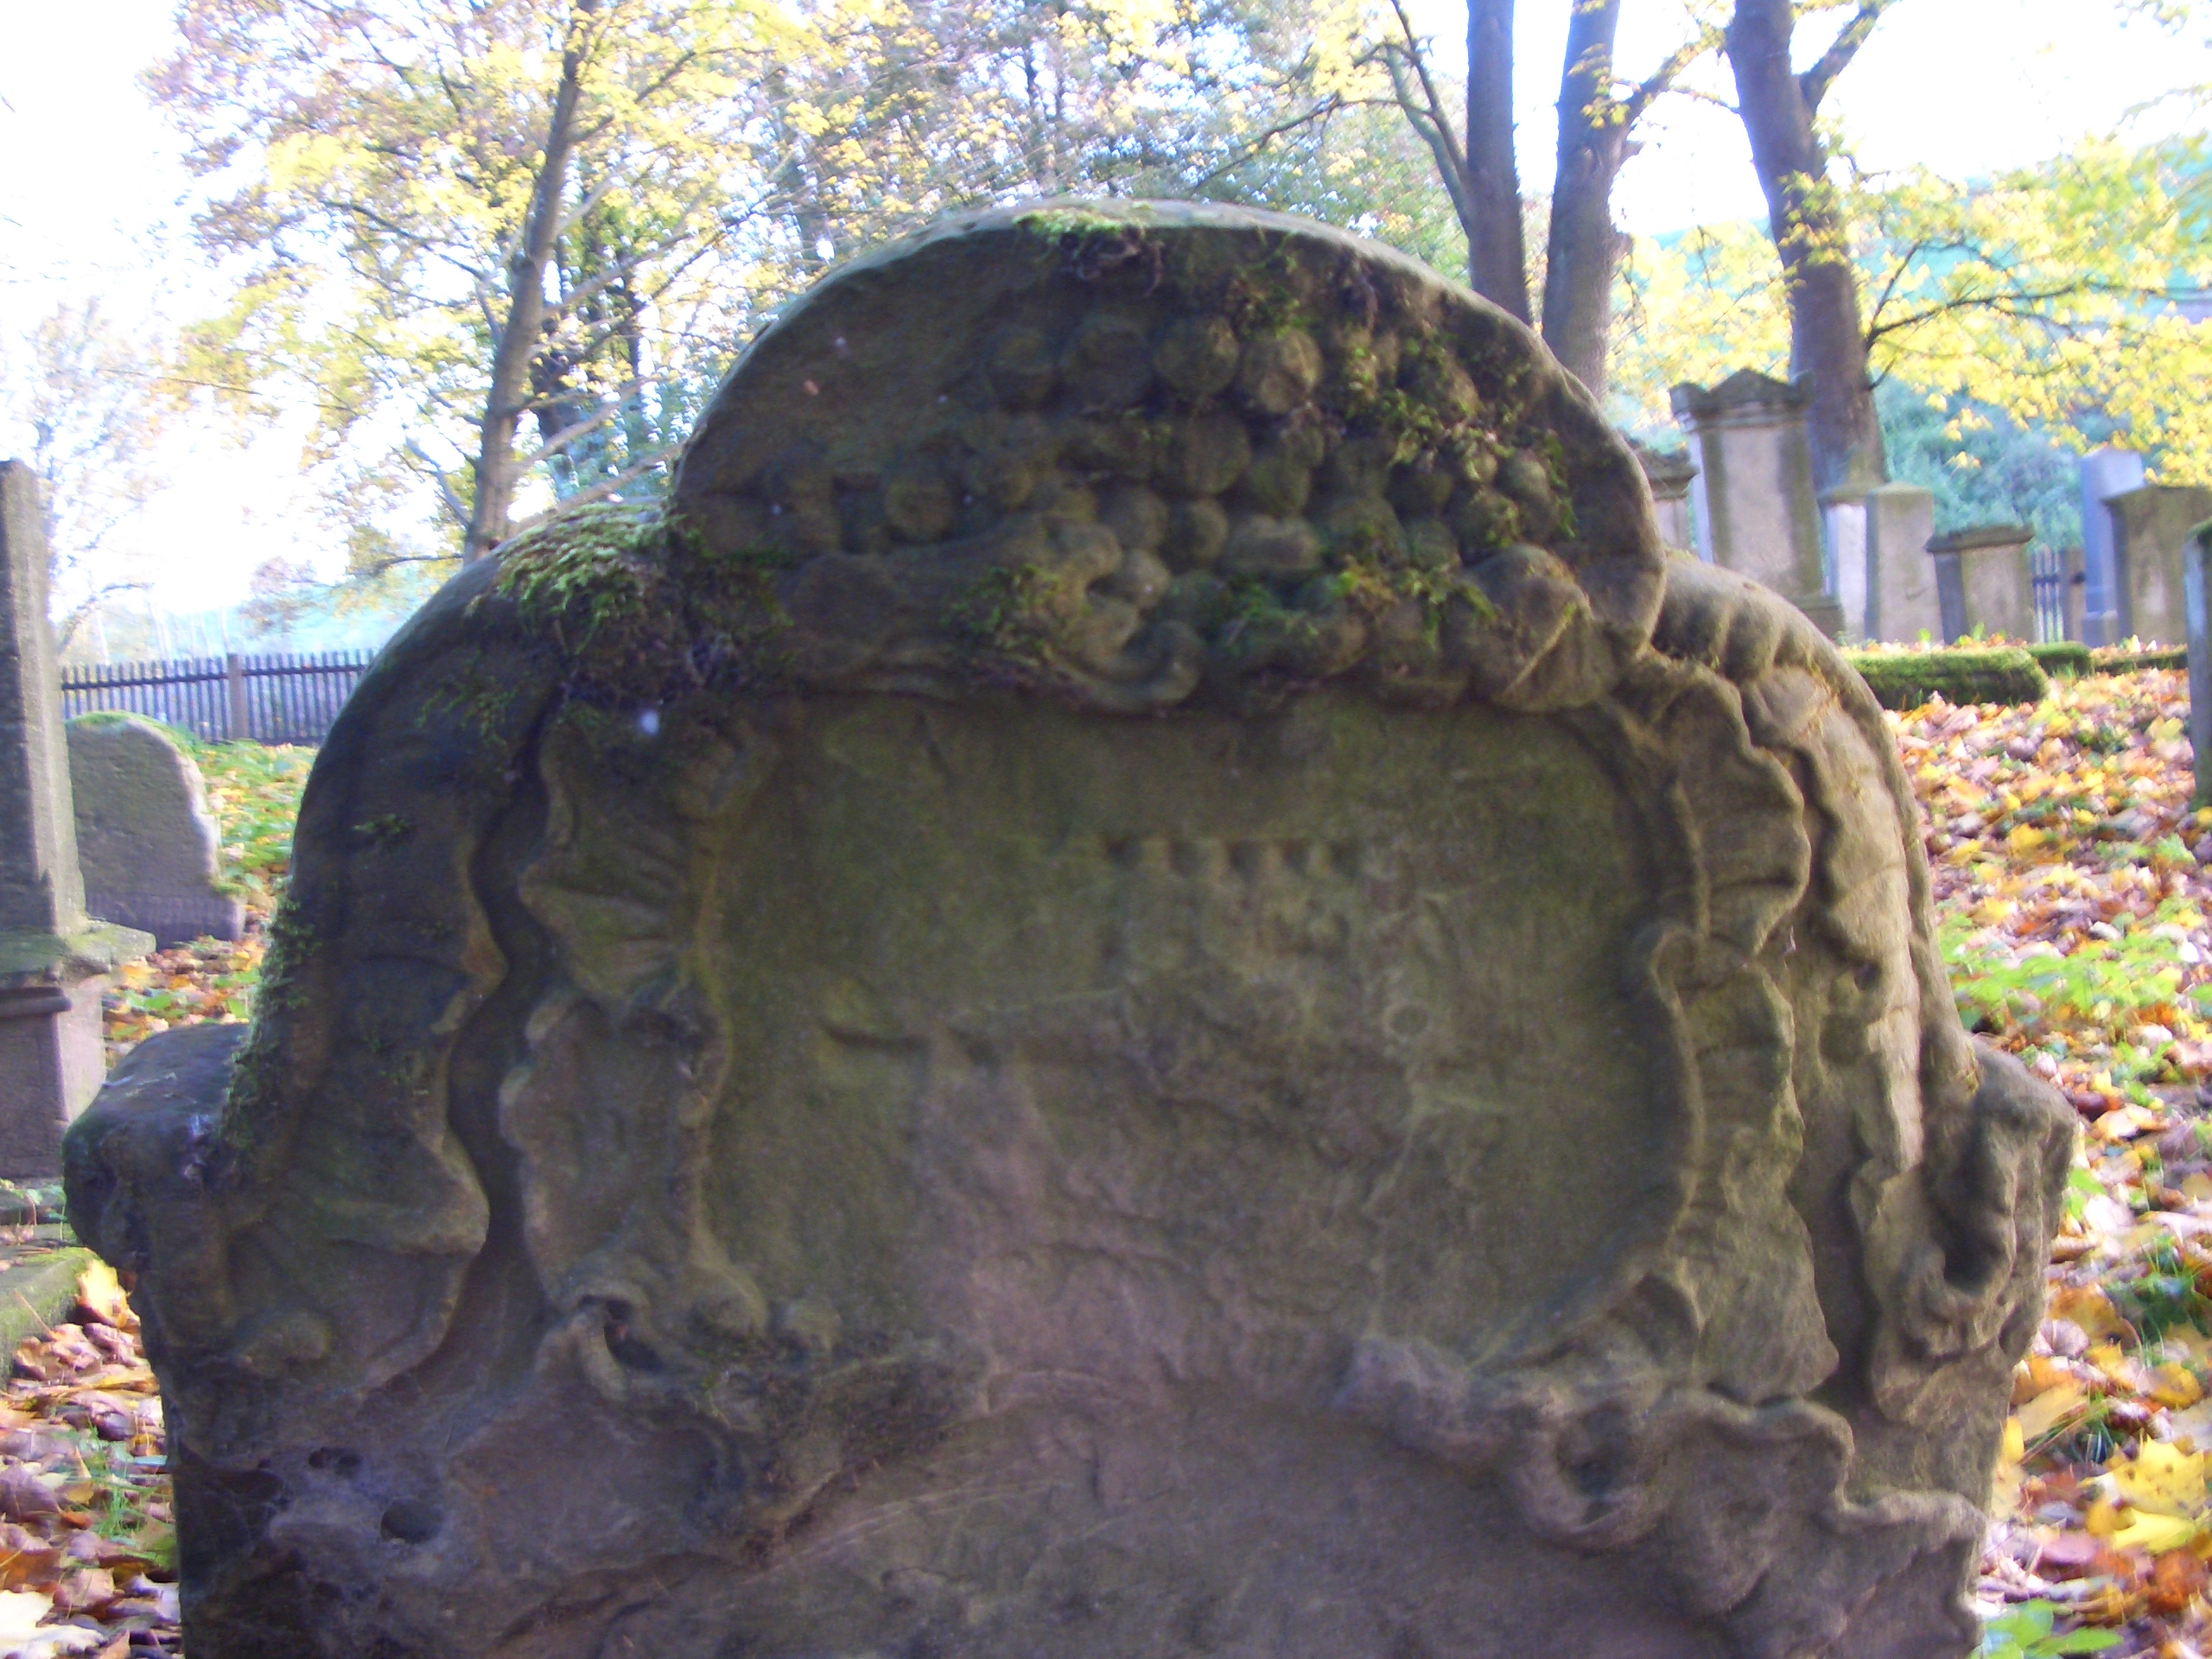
[226,653,248,741]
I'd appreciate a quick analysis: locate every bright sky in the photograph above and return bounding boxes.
[0,0,2206,616]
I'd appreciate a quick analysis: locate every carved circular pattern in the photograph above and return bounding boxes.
[494,200,1670,715]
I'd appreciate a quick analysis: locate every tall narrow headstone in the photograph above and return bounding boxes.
[1831,482,1939,642]
[1632,442,1696,551]
[2111,483,2212,646]
[1671,371,1842,636]
[0,463,149,1174]
[2080,448,2146,645]
[1929,524,2037,644]
[2186,521,2212,807]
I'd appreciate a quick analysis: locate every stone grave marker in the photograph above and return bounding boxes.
[1669,369,1844,637]
[0,462,149,1176]
[1930,524,2037,644]
[2112,482,2212,646]
[2187,520,2212,808]
[2080,447,2146,646]
[65,203,2069,1659]
[1631,441,1695,550]
[1833,481,1939,644]
[67,712,244,949]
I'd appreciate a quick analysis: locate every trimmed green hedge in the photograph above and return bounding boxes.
[2026,641,2093,679]
[2093,645,2188,672]
[1843,647,2050,711]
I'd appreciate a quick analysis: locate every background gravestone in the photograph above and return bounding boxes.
[67,203,2069,1659]
[1844,481,1940,644]
[1931,524,2037,644]
[1632,441,1695,550]
[2112,482,2212,645]
[1669,369,1843,637]
[67,713,243,949]
[0,462,149,1176]
[2079,448,2146,645]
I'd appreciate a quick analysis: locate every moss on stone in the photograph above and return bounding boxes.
[493,502,804,703]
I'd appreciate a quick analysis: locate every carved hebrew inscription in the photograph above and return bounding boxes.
[516,700,1661,1389]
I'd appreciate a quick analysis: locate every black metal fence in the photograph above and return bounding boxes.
[2031,546,2069,645]
[59,651,375,745]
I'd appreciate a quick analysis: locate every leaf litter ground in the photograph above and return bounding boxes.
[40,692,2212,1656]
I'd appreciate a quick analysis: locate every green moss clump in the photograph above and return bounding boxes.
[493,503,796,702]
[1844,646,2050,711]
[495,504,677,685]
[1014,207,1131,241]
[219,896,320,1160]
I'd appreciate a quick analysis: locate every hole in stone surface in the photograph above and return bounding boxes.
[604,1315,666,1374]
[307,1447,361,1478]
[379,1498,442,1544]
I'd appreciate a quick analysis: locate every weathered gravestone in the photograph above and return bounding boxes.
[67,712,244,949]
[0,462,149,1176]
[1929,524,2037,645]
[2112,482,2212,646]
[1632,442,1695,551]
[64,203,2070,1659]
[1669,370,1844,639]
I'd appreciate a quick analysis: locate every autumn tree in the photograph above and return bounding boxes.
[1375,0,1711,395]
[154,0,1374,566]
[0,302,171,644]
[1718,0,1898,491]
[1608,138,2212,485]
[154,0,794,562]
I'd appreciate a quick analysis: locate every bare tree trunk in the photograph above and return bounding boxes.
[1464,0,1529,321]
[1724,0,1888,493]
[464,3,593,563]
[1541,0,1626,396]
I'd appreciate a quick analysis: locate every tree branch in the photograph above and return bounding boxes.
[403,437,470,529]
[1384,0,1466,176]
[1799,1,1891,113]
[1627,25,1719,126]
[501,446,676,538]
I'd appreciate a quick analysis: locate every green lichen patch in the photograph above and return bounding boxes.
[493,503,798,702]
[218,896,318,1160]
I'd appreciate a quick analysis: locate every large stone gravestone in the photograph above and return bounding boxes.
[1669,370,1843,638]
[2113,482,2212,645]
[0,462,149,1175]
[1930,524,2037,645]
[67,712,244,948]
[64,203,2069,1659]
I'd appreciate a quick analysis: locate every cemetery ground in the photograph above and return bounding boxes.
[25,677,2212,1656]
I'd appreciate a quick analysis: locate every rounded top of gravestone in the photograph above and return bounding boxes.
[1926,523,2034,555]
[64,711,224,895]
[496,200,1667,715]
